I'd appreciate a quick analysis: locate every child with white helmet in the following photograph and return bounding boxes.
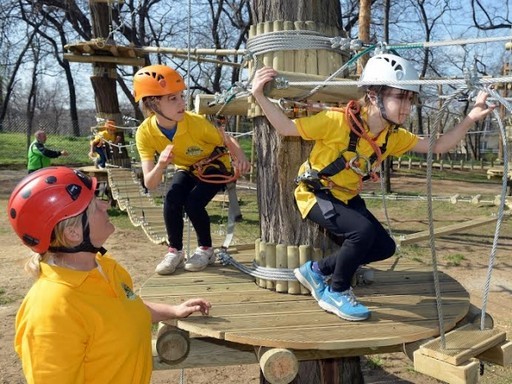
[133,65,251,274]
[251,53,494,321]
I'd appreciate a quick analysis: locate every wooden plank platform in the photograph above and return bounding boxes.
[140,250,471,353]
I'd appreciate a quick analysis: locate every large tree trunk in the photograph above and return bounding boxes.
[89,0,129,167]
[251,1,364,382]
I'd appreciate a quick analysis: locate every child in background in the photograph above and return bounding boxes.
[89,120,122,168]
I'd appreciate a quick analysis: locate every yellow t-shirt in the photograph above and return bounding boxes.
[135,112,230,173]
[15,254,153,384]
[91,130,116,147]
[294,108,419,218]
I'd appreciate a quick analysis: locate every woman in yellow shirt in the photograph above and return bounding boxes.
[251,53,494,321]
[7,167,211,383]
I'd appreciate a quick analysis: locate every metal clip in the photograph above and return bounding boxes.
[274,76,289,89]
[348,154,371,177]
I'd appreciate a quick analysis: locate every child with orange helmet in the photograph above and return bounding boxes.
[133,64,251,274]
[88,120,122,168]
[7,166,211,383]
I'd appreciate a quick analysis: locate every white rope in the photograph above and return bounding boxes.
[478,88,511,330]
[282,75,512,89]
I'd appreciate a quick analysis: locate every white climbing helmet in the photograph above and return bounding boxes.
[359,53,419,93]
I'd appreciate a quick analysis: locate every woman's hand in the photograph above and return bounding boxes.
[174,298,212,318]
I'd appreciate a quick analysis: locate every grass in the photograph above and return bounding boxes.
[0,132,254,168]
[0,132,92,166]
[445,253,466,266]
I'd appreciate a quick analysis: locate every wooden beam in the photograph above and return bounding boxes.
[477,340,512,366]
[152,336,403,371]
[268,70,364,104]
[397,215,500,246]
[413,350,479,384]
[419,324,506,366]
[63,53,145,66]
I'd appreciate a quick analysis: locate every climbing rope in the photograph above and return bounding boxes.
[477,87,510,331]
[425,78,512,347]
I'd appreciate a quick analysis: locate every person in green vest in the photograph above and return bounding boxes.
[27,130,69,173]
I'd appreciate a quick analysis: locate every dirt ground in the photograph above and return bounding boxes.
[0,168,511,384]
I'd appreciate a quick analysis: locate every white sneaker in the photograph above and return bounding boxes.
[184,246,215,272]
[155,248,185,275]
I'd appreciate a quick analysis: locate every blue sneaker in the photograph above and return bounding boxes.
[293,261,326,301]
[318,287,370,321]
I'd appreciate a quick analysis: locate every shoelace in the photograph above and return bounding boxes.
[342,288,359,306]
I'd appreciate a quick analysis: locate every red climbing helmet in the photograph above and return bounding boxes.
[133,64,186,102]
[7,167,97,253]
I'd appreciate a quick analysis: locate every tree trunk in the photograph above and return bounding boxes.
[88,0,129,166]
[251,0,364,382]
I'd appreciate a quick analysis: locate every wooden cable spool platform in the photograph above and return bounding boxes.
[82,167,510,383]
[138,250,507,383]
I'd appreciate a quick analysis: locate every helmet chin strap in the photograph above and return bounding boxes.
[147,100,177,126]
[376,95,401,130]
[48,213,106,255]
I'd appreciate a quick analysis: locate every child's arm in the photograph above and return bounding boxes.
[251,67,300,137]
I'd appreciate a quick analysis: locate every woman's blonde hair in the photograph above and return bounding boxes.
[24,202,96,279]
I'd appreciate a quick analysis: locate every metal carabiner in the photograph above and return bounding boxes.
[347,153,371,177]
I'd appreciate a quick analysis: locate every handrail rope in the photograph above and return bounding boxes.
[286,75,512,88]
[478,87,511,330]
[426,88,465,348]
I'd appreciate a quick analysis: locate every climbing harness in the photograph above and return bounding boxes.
[293,100,389,218]
[190,117,241,185]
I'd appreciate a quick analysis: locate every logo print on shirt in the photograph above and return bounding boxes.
[122,283,137,300]
[186,146,203,157]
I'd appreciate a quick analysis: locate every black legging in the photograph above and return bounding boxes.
[307,194,396,292]
[164,169,224,250]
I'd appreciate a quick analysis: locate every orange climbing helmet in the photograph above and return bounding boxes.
[133,64,186,102]
[7,167,97,253]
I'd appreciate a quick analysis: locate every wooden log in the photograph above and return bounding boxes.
[298,245,311,295]
[194,94,249,116]
[266,243,276,290]
[155,323,190,365]
[275,244,289,293]
[287,245,300,294]
[257,347,299,384]
[255,239,264,287]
